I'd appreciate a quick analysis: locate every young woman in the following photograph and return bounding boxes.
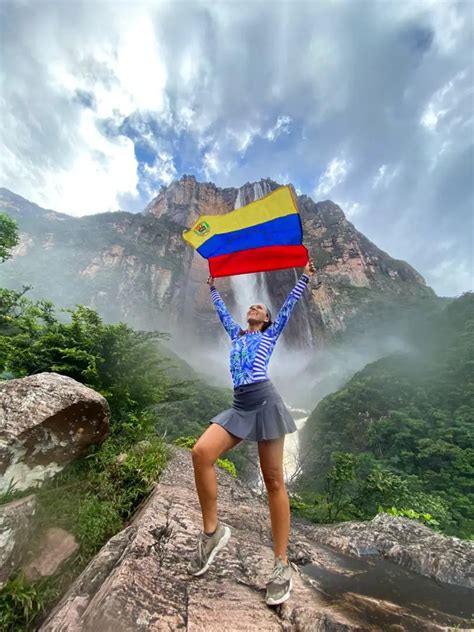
[187,257,316,606]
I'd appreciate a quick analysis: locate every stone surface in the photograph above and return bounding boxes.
[0,372,110,492]
[39,446,362,632]
[23,527,79,580]
[302,513,474,589]
[0,494,36,588]
[38,447,472,631]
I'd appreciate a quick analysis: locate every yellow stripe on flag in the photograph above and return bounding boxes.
[182,185,299,250]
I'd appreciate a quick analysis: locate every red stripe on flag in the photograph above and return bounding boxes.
[209,245,309,277]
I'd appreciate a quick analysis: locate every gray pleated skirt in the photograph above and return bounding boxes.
[209,379,297,441]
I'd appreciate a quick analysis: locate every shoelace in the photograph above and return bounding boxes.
[268,560,289,585]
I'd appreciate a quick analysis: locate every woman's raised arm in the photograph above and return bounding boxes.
[264,258,315,340]
[208,275,241,340]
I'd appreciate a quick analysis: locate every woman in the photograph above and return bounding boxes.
[187,257,316,606]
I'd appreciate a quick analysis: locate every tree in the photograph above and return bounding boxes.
[0,213,18,262]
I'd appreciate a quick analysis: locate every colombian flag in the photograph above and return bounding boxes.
[182,186,308,277]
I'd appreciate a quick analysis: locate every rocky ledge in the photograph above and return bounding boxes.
[39,446,473,631]
[302,512,473,589]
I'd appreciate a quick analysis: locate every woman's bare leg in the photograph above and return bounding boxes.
[191,423,242,533]
[258,437,289,563]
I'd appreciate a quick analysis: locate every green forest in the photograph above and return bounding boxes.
[295,287,473,539]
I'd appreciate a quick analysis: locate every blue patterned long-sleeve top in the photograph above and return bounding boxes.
[210,274,310,388]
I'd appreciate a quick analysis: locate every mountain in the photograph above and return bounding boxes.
[0,178,438,355]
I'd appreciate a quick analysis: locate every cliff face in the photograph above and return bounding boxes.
[0,179,436,350]
[144,175,436,348]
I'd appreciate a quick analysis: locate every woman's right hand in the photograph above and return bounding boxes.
[207,275,215,286]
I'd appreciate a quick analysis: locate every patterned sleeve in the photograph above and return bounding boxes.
[210,286,241,340]
[265,274,310,340]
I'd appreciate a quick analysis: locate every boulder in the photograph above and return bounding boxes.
[301,513,474,589]
[0,494,37,588]
[0,372,109,493]
[23,527,79,581]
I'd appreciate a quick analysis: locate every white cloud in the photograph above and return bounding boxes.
[266,115,292,141]
[202,144,233,181]
[143,151,177,188]
[420,70,469,132]
[315,157,351,198]
[341,201,365,220]
[40,110,139,216]
[372,164,401,189]
[227,126,261,154]
[0,3,169,216]
[420,103,446,131]
[429,257,473,297]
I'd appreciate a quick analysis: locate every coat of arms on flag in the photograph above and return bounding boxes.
[182,185,309,277]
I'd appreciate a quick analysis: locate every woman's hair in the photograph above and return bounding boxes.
[260,319,273,333]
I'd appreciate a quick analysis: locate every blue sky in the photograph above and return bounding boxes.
[0,0,472,297]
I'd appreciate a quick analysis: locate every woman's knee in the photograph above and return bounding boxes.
[191,443,214,465]
[262,471,285,493]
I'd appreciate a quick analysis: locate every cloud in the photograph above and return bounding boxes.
[143,151,177,189]
[430,257,473,298]
[315,156,351,198]
[341,201,365,220]
[266,115,292,141]
[372,164,401,189]
[0,0,472,295]
[0,1,168,215]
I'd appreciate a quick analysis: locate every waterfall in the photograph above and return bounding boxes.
[282,405,310,485]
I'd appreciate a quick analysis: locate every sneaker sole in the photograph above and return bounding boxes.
[266,577,293,606]
[191,526,231,576]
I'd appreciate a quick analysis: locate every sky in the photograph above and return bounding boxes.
[0,0,472,298]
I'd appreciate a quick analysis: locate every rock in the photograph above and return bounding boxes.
[23,527,79,580]
[302,513,474,589]
[0,494,37,588]
[0,372,110,493]
[115,452,128,465]
[39,446,360,631]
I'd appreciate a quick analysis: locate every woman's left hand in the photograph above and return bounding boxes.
[303,257,316,277]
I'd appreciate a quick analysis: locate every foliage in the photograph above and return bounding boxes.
[377,506,440,528]
[33,415,170,558]
[0,219,181,628]
[298,292,474,538]
[0,574,60,632]
[0,410,171,630]
[154,385,233,441]
[291,451,449,528]
[0,212,18,262]
[216,458,237,477]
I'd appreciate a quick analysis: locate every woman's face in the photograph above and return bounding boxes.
[247,303,269,325]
